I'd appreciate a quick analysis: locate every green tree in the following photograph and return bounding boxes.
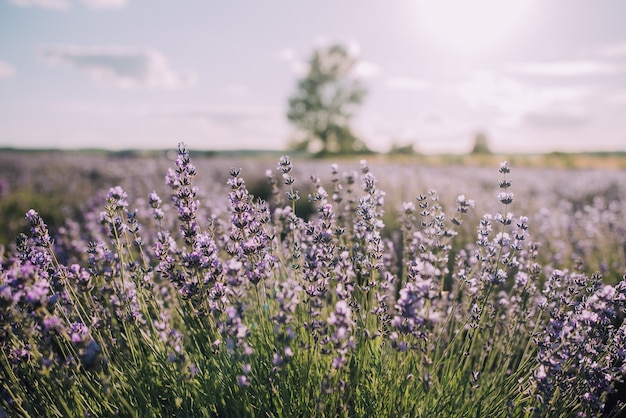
[388,141,418,156]
[470,131,492,154]
[287,43,369,155]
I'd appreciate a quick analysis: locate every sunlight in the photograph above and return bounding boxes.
[413,0,536,56]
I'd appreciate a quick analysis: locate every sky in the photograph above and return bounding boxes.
[1,0,626,154]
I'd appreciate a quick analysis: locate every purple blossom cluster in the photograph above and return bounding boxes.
[166,143,200,244]
[226,167,276,286]
[532,270,626,415]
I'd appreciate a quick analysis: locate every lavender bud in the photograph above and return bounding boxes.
[497,192,514,205]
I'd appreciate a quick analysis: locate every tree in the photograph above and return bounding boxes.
[388,141,417,156]
[470,131,492,155]
[286,43,369,155]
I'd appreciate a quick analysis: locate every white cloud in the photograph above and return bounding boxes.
[359,109,472,153]
[9,0,128,9]
[42,45,196,89]
[277,47,308,75]
[458,71,588,110]
[8,0,69,10]
[155,105,287,150]
[523,109,589,130]
[385,77,431,91]
[277,48,296,62]
[344,40,361,58]
[223,84,249,97]
[279,41,375,78]
[354,61,380,79]
[456,71,590,129]
[79,0,127,9]
[606,90,626,106]
[0,60,17,79]
[313,38,362,58]
[514,61,616,76]
[171,106,279,127]
[599,42,626,57]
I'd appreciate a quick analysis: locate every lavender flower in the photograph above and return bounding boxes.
[352,165,385,276]
[391,274,433,345]
[148,191,165,221]
[25,209,53,248]
[227,167,276,286]
[325,300,355,370]
[166,142,200,244]
[497,192,514,205]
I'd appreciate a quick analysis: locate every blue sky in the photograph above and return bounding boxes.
[1,0,626,153]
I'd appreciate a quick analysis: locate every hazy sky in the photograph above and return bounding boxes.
[1,0,626,153]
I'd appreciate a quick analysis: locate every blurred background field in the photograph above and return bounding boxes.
[2,148,625,283]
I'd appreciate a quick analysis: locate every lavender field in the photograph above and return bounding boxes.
[2,145,626,417]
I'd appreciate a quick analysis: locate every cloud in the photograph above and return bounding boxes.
[523,109,590,130]
[170,106,280,127]
[311,36,362,57]
[361,108,472,153]
[79,0,127,9]
[514,61,616,76]
[599,42,626,57]
[8,0,128,9]
[456,71,591,129]
[458,71,588,111]
[277,47,308,75]
[385,77,431,91]
[41,45,196,89]
[354,61,380,78]
[607,91,626,106]
[157,105,287,149]
[0,60,17,79]
[277,48,296,62]
[8,0,69,10]
[278,42,377,78]
[223,84,249,97]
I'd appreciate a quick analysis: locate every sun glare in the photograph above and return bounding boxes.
[413,0,536,56]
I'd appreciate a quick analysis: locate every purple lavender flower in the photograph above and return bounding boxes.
[352,165,385,276]
[391,276,432,341]
[497,192,514,205]
[221,305,253,358]
[67,263,92,288]
[166,142,200,244]
[456,194,475,215]
[24,277,50,306]
[226,167,276,286]
[70,322,89,344]
[106,186,129,211]
[236,374,250,387]
[42,315,64,333]
[25,209,53,248]
[532,273,626,415]
[325,300,355,370]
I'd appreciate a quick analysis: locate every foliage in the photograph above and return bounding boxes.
[286,44,369,156]
[470,131,492,155]
[388,142,417,156]
[1,144,626,417]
